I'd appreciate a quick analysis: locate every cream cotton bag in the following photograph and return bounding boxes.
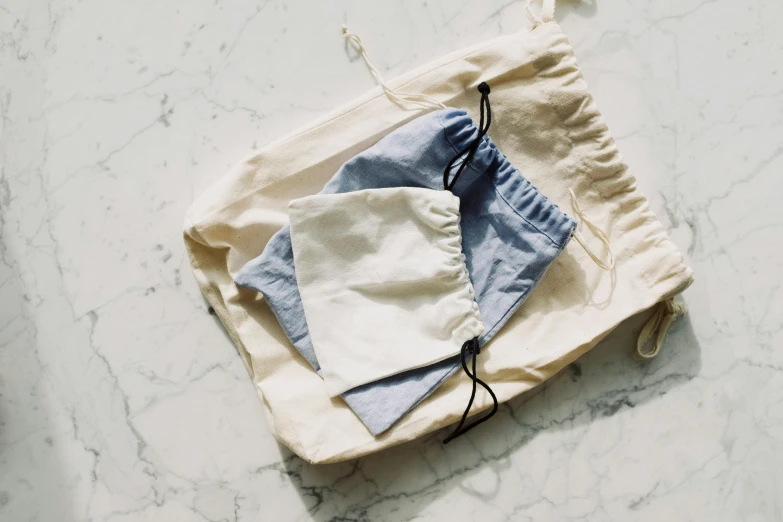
[183,0,694,463]
[288,187,483,397]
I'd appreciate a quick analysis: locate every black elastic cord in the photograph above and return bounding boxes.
[443,82,492,192]
[443,337,499,443]
[441,82,497,443]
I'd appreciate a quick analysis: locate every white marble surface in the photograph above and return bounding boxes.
[1,0,782,520]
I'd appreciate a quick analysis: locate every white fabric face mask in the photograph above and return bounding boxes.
[288,187,484,397]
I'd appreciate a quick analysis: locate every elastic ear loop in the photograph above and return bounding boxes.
[442,84,499,444]
[341,25,447,111]
[443,339,499,444]
[443,82,491,191]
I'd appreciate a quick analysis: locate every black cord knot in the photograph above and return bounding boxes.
[477,82,490,95]
[443,336,499,443]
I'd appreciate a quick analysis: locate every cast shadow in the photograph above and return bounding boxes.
[279,301,700,521]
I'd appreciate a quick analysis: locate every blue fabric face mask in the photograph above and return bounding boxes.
[235,107,575,436]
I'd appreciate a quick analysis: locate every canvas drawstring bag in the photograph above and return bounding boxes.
[184,0,694,463]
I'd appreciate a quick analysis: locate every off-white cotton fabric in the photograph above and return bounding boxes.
[183,9,694,463]
[288,187,483,397]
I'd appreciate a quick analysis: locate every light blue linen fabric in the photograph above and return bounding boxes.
[235,108,576,435]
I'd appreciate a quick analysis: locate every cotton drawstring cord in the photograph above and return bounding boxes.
[525,0,557,26]
[636,298,686,359]
[443,82,492,191]
[443,338,499,444]
[341,25,447,111]
[569,189,615,271]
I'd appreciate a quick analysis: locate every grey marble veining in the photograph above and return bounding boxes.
[1,0,782,520]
